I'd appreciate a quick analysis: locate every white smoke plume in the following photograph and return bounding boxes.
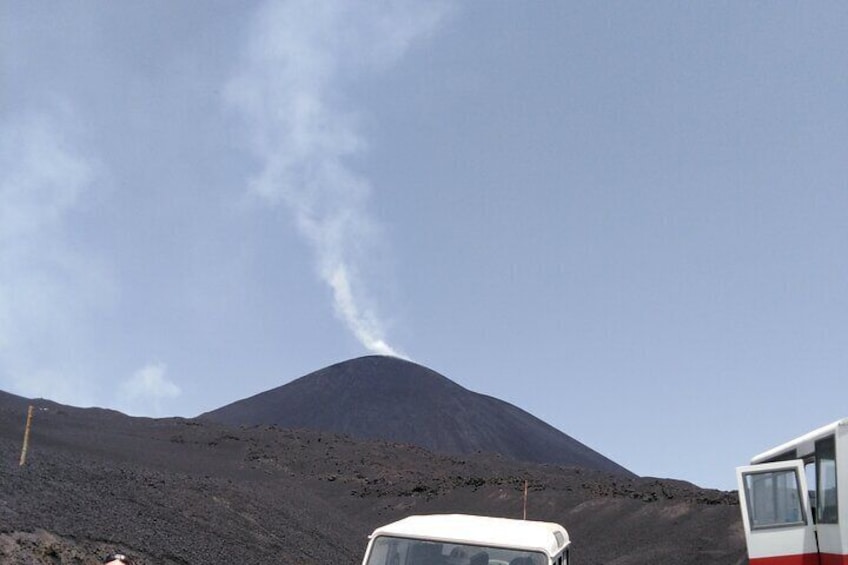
[226,0,448,357]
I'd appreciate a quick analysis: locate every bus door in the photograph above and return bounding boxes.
[737,460,819,565]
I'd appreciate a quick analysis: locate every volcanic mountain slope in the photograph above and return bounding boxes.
[201,355,632,477]
[0,389,745,565]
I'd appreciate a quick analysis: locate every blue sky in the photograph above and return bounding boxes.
[2,1,846,490]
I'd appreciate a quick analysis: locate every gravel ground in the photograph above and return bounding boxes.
[0,392,746,564]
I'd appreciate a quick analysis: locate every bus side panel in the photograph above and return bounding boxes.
[837,426,848,559]
[819,525,847,564]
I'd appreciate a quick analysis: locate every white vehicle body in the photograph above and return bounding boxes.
[736,418,848,565]
[361,514,571,565]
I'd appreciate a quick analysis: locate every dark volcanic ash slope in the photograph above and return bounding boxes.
[201,355,632,476]
[0,390,745,565]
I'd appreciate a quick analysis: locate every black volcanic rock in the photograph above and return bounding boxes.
[200,355,633,477]
[0,384,745,564]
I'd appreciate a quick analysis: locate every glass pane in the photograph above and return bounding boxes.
[805,462,818,521]
[365,536,548,565]
[817,437,839,524]
[743,469,806,529]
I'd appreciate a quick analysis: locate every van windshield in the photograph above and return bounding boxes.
[364,536,547,565]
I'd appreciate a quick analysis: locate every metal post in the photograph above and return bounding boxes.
[523,479,528,520]
[19,405,33,466]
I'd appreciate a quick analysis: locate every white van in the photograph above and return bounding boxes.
[360,514,571,565]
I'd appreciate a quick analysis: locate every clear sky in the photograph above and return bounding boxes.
[2,1,846,490]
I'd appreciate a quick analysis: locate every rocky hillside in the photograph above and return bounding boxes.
[0,389,745,564]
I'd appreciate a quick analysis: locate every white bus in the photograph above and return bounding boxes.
[736,418,848,565]
[360,514,571,565]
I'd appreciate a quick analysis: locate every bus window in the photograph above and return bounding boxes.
[742,469,807,529]
[805,461,817,522]
[816,436,839,524]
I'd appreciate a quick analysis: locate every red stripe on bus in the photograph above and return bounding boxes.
[750,555,848,565]
[751,555,828,565]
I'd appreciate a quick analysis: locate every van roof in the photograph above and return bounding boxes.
[368,514,570,557]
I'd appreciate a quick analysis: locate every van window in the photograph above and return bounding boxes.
[365,536,546,565]
[742,469,806,529]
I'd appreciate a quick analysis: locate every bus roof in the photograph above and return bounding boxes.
[751,418,848,464]
[368,514,570,557]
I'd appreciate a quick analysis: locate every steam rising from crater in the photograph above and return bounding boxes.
[227,0,448,357]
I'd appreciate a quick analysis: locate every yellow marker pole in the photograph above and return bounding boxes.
[19,405,33,467]
[523,479,528,520]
